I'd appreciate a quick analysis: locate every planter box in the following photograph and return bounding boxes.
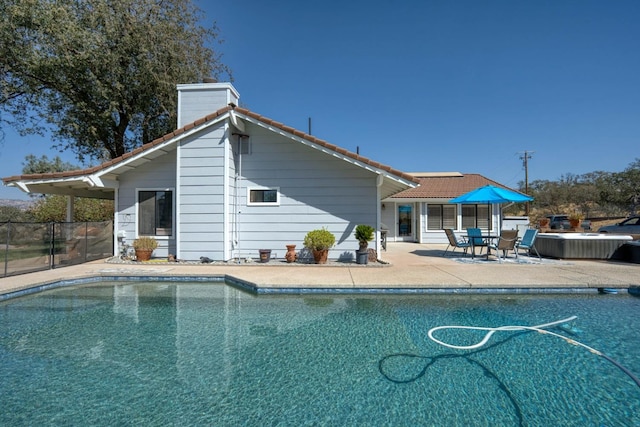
[536,233,633,259]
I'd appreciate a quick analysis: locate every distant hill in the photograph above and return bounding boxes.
[0,199,33,210]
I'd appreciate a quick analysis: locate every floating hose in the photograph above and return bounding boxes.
[427,315,640,388]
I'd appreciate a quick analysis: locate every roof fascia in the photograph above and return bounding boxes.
[95,112,229,179]
[4,113,230,194]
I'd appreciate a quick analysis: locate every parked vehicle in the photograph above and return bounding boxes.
[598,216,640,234]
[546,215,591,230]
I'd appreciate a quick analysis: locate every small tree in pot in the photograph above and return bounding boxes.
[303,227,336,264]
[354,224,375,264]
[132,236,158,261]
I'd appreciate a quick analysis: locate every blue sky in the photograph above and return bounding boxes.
[1,0,639,200]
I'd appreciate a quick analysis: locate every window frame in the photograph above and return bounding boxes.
[461,204,492,230]
[136,188,175,238]
[247,187,280,206]
[427,204,457,230]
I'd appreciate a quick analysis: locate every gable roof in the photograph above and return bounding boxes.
[388,172,523,200]
[3,105,419,199]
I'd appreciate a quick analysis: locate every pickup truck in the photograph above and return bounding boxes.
[546,215,591,231]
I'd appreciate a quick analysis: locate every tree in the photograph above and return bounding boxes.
[1,0,230,163]
[22,154,78,175]
[0,205,33,222]
[20,155,114,221]
[28,195,113,222]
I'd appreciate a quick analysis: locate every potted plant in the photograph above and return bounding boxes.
[303,227,336,264]
[354,224,375,264]
[568,212,584,229]
[132,236,158,261]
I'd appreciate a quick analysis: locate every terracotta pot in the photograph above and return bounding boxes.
[312,249,329,264]
[569,219,581,229]
[285,245,297,263]
[135,249,153,261]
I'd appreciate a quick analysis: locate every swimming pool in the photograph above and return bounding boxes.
[1,282,639,426]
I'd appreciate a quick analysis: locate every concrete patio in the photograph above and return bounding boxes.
[1,242,639,297]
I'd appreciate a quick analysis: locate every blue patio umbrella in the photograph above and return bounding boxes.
[450,185,533,230]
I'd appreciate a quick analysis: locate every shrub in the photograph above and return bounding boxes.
[303,227,336,251]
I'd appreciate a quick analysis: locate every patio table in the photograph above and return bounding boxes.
[464,234,498,260]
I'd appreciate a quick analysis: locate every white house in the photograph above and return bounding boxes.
[3,82,419,261]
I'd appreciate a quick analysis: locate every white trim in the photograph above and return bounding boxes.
[113,187,120,256]
[230,110,245,132]
[223,122,230,260]
[175,140,182,257]
[176,82,240,101]
[247,187,280,206]
[95,115,228,179]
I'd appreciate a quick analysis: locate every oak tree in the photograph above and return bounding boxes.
[1,0,230,162]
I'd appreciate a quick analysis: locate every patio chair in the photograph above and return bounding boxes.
[443,229,471,257]
[515,229,541,260]
[466,227,487,257]
[488,230,519,262]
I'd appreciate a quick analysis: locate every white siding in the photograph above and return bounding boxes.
[178,125,227,260]
[116,150,177,257]
[118,118,382,262]
[177,83,240,127]
[232,123,378,261]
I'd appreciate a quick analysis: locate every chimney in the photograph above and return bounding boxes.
[176,79,240,128]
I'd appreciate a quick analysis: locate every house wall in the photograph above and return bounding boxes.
[117,119,380,262]
[117,150,177,257]
[177,123,228,260]
[419,202,499,244]
[229,122,378,261]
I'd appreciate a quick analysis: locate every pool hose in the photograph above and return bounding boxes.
[427,315,640,388]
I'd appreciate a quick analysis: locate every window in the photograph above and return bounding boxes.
[248,187,279,206]
[427,204,457,230]
[461,204,491,230]
[138,190,173,236]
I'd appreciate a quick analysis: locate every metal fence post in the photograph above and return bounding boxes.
[3,221,10,278]
[84,222,88,262]
[50,222,55,269]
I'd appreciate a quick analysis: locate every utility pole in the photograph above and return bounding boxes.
[519,151,534,216]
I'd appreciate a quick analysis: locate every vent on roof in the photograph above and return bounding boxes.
[203,77,218,83]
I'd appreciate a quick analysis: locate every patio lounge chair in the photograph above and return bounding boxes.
[488,230,519,262]
[444,229,471,256]
[515,229,541,260]
[466,228,487,257]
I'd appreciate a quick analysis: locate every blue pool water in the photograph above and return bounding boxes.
[1,282,639,426]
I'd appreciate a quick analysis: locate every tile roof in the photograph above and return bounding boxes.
[390,173,522,199]
[2,105,419,186]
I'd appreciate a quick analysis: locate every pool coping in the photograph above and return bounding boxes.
[3,242,640,300]
[2,273,637,302]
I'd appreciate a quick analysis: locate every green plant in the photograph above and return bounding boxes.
[354,224,375,250]
[132,236,158,250]
[569,212,584,221]
[303,227,336,251]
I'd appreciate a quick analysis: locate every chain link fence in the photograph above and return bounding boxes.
[1,221,113,278]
